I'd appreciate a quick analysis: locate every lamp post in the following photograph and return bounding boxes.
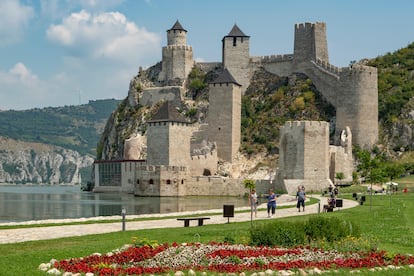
[121,207,126,231]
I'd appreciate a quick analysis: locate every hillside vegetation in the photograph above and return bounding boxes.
[367,42,414,126]
[241,69,335,155]
[0,99,120,156]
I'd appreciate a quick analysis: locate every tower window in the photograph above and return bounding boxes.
[166,179,171,184]
[233,37,237,46]
[149,179,154,184]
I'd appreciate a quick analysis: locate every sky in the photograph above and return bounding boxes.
[0,0,413,110]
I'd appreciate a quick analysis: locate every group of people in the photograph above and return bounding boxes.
[248,186,307,218]
[323,185,339,212]
[249,188,277,218]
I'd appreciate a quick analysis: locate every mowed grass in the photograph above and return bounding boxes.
[1,192,414,275]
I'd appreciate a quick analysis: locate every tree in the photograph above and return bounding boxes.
[243,179,255,192]
[384,163,404,181]
[335,172,345,185]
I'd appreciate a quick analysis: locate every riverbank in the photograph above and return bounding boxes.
[0,195,358,244]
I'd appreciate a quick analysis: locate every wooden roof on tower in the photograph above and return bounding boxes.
[210,68,241,86]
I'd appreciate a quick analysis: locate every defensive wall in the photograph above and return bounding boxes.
[188,150,218,176]
[139,86,183,106]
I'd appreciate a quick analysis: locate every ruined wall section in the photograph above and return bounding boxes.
[188,151,218,176]
[139,86,183,106]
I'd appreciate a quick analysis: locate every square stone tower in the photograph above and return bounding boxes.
[146,101,192,166]
[222,24,250,93]
[278,121,331,193]
[208,69,242,162]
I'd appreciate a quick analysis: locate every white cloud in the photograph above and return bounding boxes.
[9,63,39,82]
[0,63,56,110]
[40,0,125,18]
[0,7,161,110]
[46,10,161,65]
[0,0,34,45]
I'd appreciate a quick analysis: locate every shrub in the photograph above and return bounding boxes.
[304,216,360,243]
[290,97,305,111]
[250,217,360,247]
[250,221,306,247]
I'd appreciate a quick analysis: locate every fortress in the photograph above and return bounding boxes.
[93,21,378,196]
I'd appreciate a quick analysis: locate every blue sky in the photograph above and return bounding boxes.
[0,0,413,110]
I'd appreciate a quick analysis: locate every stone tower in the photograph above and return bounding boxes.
[293,22,329,65]
[222,24,250,93]
[158,20,194,85]
[146,101,192,166]
[279,121,331,193]
[208,68,242,162]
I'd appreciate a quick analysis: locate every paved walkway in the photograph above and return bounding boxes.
[0,196,358,244]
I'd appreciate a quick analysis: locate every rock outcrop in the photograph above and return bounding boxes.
[0,137,93,184]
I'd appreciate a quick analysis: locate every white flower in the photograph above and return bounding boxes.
[38,263,51,271]
[47,268,61,275]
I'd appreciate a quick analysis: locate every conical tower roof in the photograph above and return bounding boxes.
[225,24,249,37]
[148,101,189,123]
[210,68,241,86]
[169,20,187,32]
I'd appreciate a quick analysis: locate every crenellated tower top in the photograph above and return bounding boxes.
[294,22,328,64]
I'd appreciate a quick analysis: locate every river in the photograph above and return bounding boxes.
[0,185,248,223]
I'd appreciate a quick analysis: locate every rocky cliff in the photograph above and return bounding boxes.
[0,137,93,184]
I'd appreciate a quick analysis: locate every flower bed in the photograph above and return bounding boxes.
[40,242,414,275]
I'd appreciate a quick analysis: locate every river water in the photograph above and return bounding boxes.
[0,185,248,223]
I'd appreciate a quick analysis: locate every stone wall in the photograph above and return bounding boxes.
[140,86,183,106]
[134,165,188,196]
[188,151,218,176]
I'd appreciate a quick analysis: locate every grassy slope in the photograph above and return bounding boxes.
[1,192,414,275]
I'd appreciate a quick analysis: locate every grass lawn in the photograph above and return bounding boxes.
[1,192,413,275]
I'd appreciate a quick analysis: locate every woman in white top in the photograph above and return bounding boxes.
[249,189,258,217]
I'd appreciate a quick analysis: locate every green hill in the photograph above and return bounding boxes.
[367,42,414,126]
[0,99,121,156]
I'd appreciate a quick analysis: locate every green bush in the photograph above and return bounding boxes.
[250,216,360,247]
[250,221,306,247]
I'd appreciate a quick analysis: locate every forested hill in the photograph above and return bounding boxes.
[366,42,414,151]
[0,99,121,156]
[367,42,414,126]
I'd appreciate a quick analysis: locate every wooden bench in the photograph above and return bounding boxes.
[177,217,210,227]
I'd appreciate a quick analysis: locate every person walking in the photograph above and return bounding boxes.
[267,189,277,218]
[249,189,258,218]
[296,186,306,212]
